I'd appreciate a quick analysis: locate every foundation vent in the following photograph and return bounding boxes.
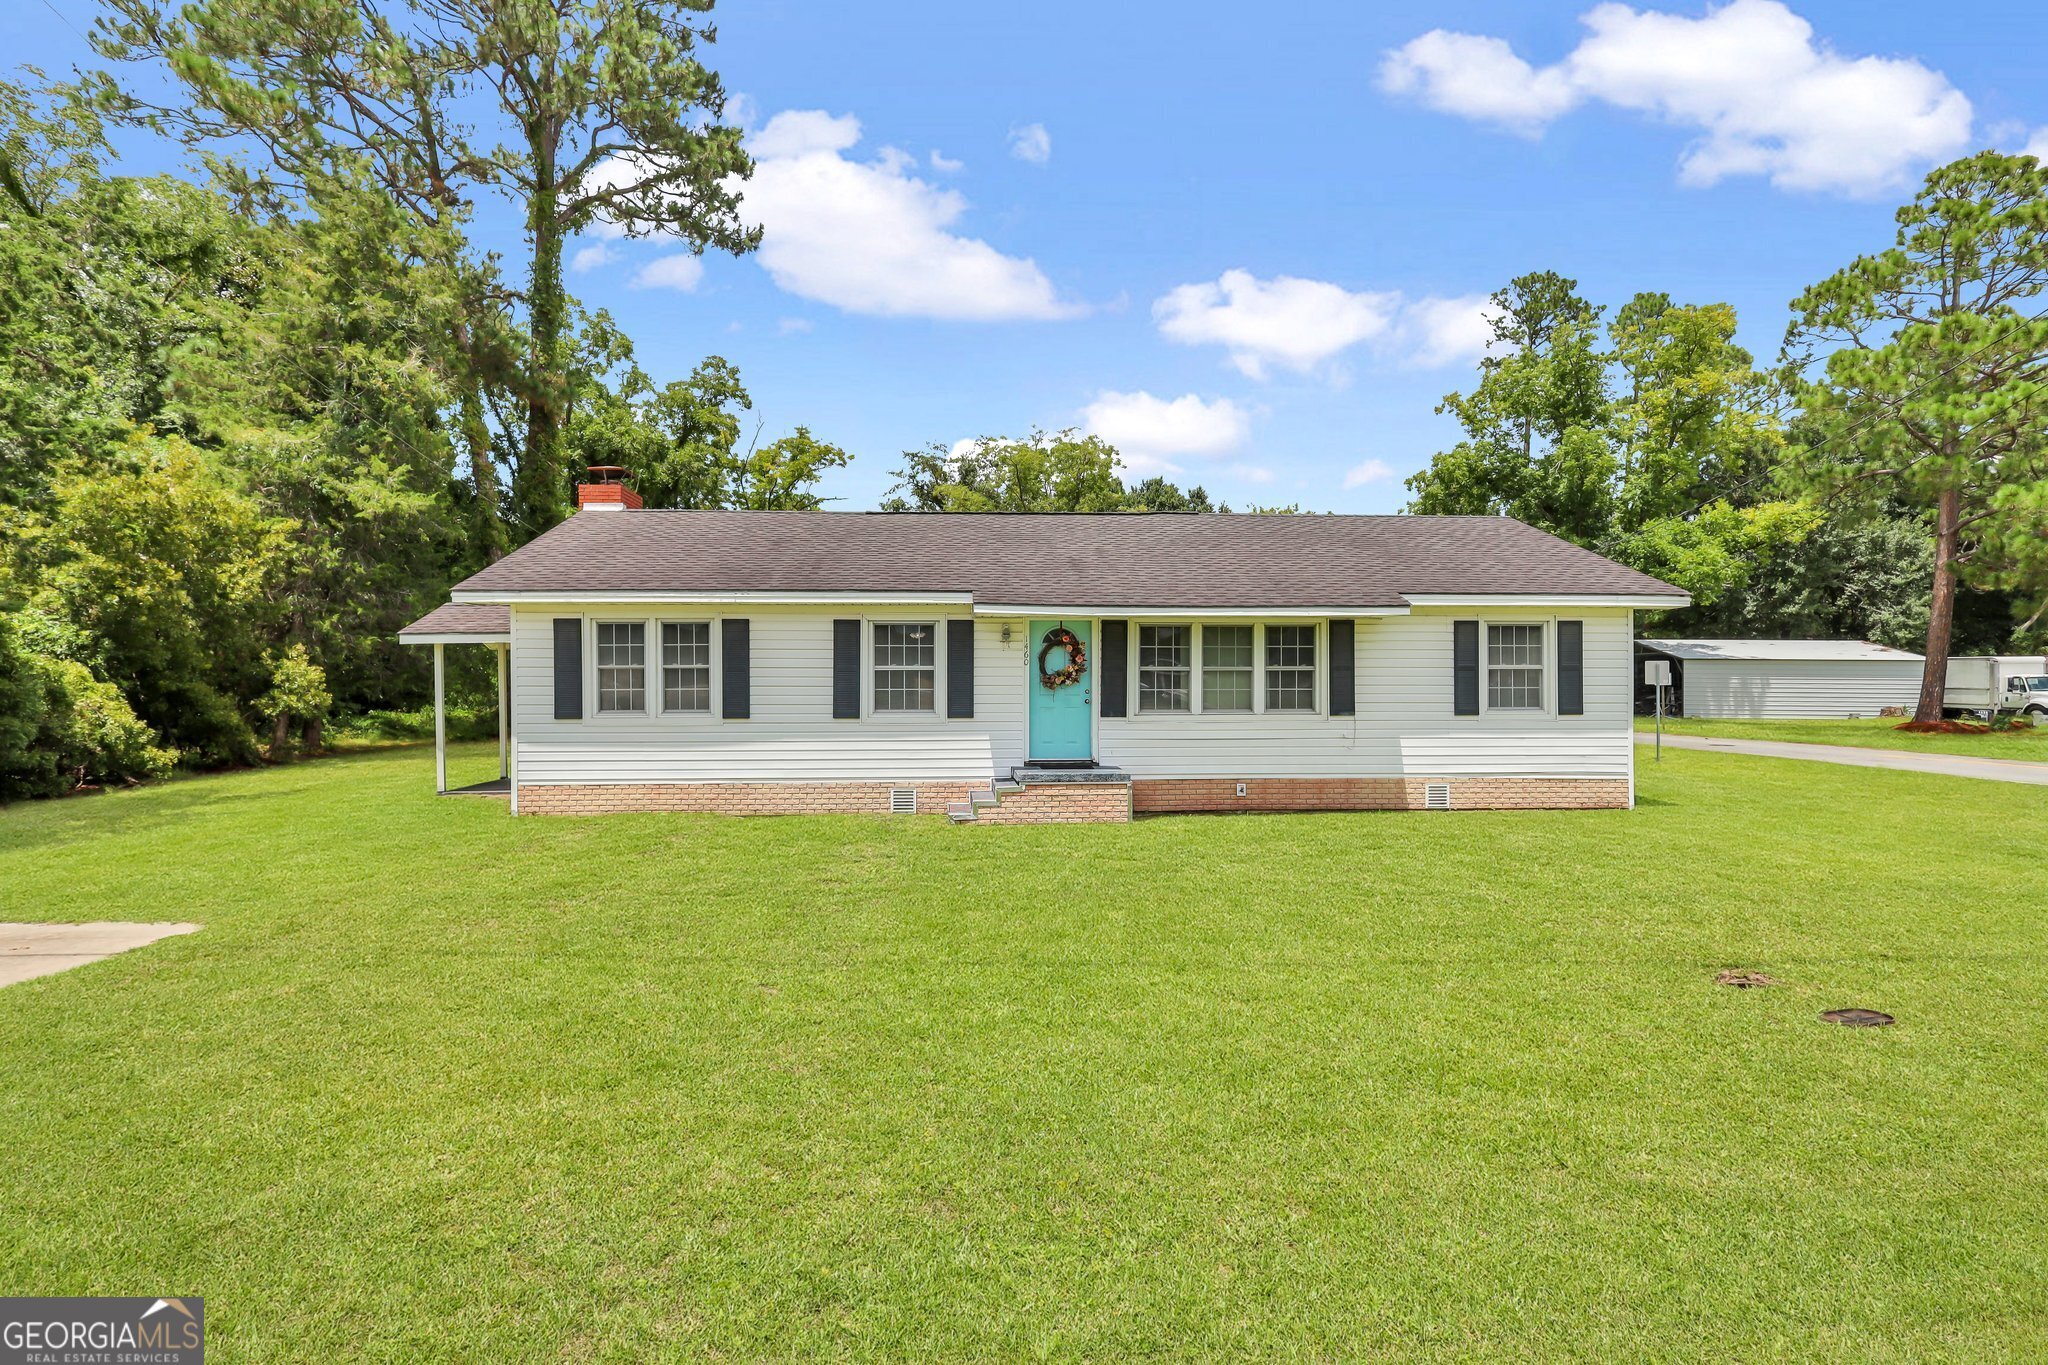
[889,787,918,814]
[1424,782,1452,811]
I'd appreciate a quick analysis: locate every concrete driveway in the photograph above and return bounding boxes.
[1636,733,2048,786]
[0,922,201,987]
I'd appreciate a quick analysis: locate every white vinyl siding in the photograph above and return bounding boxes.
[512,606,1025,784]
[509,604,1635,787]
[1680,659,1925,719]
[1099,607,1634,778]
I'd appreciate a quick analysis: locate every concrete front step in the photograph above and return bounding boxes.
[950,771,1132,824]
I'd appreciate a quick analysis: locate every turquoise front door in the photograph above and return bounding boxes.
[1027,619,1094,761]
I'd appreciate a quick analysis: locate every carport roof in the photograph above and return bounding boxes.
[1637,638,1923,663]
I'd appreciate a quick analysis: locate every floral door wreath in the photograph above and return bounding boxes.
[1037,625,1088,690]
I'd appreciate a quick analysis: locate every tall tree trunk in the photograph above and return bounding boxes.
[1914,484,1962,723]
[304,715,323,754]
[269,712,292,762]
[514,171,568,538]
[457,373,506,563]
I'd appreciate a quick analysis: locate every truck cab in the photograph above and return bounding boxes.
[2006,675,2048,716]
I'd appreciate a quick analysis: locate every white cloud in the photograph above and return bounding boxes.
[2024,128,2048,162]
[1154,270,1501,377]
[777,317,814,335]
[1378,31,1576,135]
[1342,458,1397,489]
[1154,270,1399,380]
[1379,0,1975,196]
[1396,294,1502,368]
[748,108,862,160]
[570,242,618,273]
[1008,122,1052,165]
[929,149,963,172]
[632,254,705,292]
[1081,390,1251,474]
[732,109,1080,321]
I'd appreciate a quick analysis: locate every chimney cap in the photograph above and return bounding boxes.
[585,465,628,485]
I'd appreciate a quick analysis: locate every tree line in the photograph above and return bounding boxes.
[1405,152,2048,719]
[2,0,2045,799]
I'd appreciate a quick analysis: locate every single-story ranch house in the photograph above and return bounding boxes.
[400,471,1689,823]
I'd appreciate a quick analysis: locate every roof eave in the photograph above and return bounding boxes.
[399,631,511,646]
[1400,592,1691,609]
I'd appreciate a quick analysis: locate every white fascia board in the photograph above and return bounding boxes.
[970,604,1411,618]
[399,633,512,646]
[1400,593,1691,609]
[451,590,974,607]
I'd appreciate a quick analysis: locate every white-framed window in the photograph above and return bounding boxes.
[661,621,712,713]
[1264,623,1317,712]
[1486,622,1545,710]
[1138,624,1192,712]
[1201,625,1254,712]
[872,621,937,713]
[595,621,647,714]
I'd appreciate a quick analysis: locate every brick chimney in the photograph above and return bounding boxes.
[577,465,642,511]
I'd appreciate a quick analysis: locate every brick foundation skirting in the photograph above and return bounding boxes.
[515,776,1625,817]
[1131,777,1630,813]
[516,781,975,816]
[972,784,1131,825]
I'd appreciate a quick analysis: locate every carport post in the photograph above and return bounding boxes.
[495,642,509,779]
[433,642,447,794]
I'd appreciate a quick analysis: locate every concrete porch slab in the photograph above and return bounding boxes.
[0,922,202,988]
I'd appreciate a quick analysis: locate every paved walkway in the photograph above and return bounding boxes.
[0,922,201,987]
[1635,733,2048,786]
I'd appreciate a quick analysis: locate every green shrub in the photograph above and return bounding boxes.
[0,646,177,801]
[330,703,498,743]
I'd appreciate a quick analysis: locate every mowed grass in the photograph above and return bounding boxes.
[1637,713,2048,762]
[2,745,2046,1361]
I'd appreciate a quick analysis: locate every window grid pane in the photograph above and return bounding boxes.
[661,622,711,712]
[1201,625,1253,712]
[1487,624,1544,710]
[873,623,936,712]
[1138,624,1192,713]
[596,622,646,713]
[1265,624,1316,711]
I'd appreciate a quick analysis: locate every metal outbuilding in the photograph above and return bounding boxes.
[1635,639,1925,718]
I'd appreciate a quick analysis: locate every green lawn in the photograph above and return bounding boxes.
[3,745,2046,1360]
[1637,713,2048,762]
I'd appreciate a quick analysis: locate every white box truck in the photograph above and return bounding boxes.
[1944,656,2048,716]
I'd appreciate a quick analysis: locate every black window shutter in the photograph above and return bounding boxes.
[552,618,583,720]
[946,619,974,719]
[832,619,861,719]
[1098,620,1128,718]
[1453,619,1480,716]
[721,618,750,719]
[1558,620,1584,715]
[1329,620,1356,717]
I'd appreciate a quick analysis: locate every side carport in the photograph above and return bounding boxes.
[397,603,512,794]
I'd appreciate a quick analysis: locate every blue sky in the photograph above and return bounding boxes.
[9,0,2047,511]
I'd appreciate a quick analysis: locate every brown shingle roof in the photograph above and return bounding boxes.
[399,602,512,637]
[449,511,1685,608]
